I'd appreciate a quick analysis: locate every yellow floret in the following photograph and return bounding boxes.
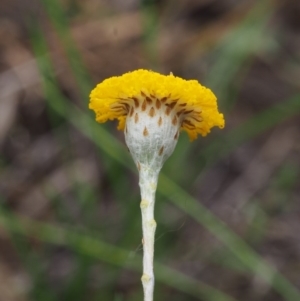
[89,69,224,140]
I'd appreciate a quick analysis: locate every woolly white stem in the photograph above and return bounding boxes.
[139,165,159,301]
[124,95,181,301]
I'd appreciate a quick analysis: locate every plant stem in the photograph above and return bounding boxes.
[139,165,159,301]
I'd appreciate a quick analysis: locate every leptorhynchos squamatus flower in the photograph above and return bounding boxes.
[89,69,224,301]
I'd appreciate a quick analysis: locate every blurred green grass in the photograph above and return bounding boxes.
[0,0,300,300]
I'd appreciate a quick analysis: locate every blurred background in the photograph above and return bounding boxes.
[0,0,300,300]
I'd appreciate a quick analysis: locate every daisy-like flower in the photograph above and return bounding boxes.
[89,69,224,301]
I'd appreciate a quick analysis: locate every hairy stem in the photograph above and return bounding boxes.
[139,166,159,301]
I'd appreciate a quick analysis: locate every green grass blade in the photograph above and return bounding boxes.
[158,174,300,301]
[0,208,237,301]
[40,0,93,97]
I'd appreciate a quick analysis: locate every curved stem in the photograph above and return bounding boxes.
[139,165,159,301]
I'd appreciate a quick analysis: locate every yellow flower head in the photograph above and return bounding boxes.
[89,69,224,141]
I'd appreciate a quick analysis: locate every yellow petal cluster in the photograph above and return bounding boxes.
[89,69,224,140]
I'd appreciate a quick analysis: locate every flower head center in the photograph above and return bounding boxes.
[89,69,224,141]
